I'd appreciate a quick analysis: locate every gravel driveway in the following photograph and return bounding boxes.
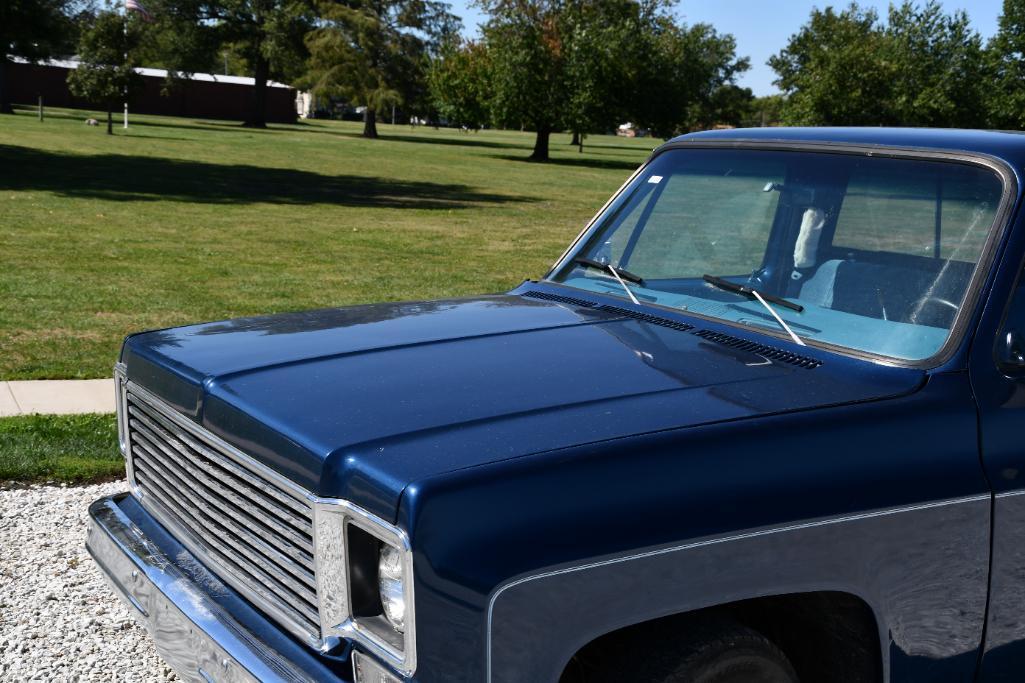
[0,481,177,682]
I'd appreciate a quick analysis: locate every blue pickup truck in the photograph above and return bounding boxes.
[88,127,1025,683]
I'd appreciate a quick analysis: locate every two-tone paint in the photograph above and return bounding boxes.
[97,127,1025,682]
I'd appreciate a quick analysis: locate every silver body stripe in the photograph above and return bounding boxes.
[485,492,991,683]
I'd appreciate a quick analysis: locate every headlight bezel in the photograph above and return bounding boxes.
[313,499,416,676]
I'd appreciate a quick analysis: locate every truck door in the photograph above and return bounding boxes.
[972,217,1025,680]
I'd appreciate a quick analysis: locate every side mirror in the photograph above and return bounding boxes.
[998,329,1025,375]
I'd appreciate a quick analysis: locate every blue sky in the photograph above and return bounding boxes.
[447,0,1005,96]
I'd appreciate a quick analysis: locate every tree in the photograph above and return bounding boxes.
[304,0,459,138]
[739,94,786,128]
[148,0,315,127]
[475,0,749,159]
[885,1,985,127]
[0,0,83,113]
[633,19,750,137]
[562,0,659,151]
[478,0,571,160]
[428,37,492,129]
[699,83,754,129]
[769,1,986,128]
[67,10,144,134]
[987,0,1025,129]
[768,4,892,126]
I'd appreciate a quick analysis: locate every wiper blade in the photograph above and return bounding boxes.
[573,257,643,305]
[702,274,804,312]
[574,258,645,285]
[703,274,806,346]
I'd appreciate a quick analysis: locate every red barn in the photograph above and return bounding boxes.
[8,58,299,124]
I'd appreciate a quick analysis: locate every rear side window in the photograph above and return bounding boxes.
[833,162,999,260]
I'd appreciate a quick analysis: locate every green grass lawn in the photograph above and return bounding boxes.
[0,413,121,483]
[0,106,654,379]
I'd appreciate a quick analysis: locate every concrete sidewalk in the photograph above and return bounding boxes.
[0,379,115,417]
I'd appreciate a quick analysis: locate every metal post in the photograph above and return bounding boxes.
[38,95,43,122]
[123,10,128,129]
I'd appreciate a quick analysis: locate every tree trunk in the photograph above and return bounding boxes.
[243,55,269,128]
[106,108,113,135]
[0,59,12,114]
[570,130,580,146]
[362,107,378,138]
[578,133,585,153]
[529,127,551,161]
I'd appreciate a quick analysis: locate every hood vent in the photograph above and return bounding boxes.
[521,290,599,309]
[522,291,694,332]
[692,329,822,369]
[594,305,695,332]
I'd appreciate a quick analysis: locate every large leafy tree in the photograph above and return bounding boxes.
[149,0,315,127]
[67,10,145,134]
[634,19,750,137]
[475,0,748,160]
[770,1,986,127]
[0,0,86,113]
[768,3,892,126]
[987,0,1025,129]
[304,0,459,138]
[561,0,661,150]
[428,36,492,129]
[478,0,571,160]
[886,2,985,127]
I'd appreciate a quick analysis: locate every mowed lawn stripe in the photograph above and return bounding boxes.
[0,413,120,483]
[0,107,653,379]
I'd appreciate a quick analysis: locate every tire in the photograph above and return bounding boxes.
[594,620,799,683]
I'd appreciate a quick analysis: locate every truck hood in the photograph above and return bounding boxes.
[122,287,925,519]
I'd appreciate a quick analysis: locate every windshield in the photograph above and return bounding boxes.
[549,147,1006,362]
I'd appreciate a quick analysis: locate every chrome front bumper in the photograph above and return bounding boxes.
[86,494,346,683]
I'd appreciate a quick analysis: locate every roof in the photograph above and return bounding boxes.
[10,56,293,89]
[673,127,1025,176]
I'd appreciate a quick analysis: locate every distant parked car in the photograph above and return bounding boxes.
[90,128,1025,682]
[617,121,648,137]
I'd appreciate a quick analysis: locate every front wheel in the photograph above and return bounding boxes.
[593,620,799,683]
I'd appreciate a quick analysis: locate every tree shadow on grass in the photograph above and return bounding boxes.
[0,144,536,208]
[292,126,530,151]
[125,118,286,135]
[491,153,643,171]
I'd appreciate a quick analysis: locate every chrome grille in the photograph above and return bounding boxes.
[123,382,322,646]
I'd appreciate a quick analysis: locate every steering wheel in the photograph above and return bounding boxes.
[909,295,959,326]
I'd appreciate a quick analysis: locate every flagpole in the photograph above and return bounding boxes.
[123,0,128,129]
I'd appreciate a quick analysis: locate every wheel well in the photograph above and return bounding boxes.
[559,591,882,683]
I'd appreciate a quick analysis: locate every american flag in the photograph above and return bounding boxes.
[125,0,154,21]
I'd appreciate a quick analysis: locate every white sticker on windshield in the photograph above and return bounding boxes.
[648,175,663,184]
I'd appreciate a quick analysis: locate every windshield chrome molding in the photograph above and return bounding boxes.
[547,160,651,276]
[118,378,416,674]
[543,140,1020,371]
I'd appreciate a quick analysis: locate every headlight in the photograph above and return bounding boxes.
[378,544,406,632]
[313,500,416,676]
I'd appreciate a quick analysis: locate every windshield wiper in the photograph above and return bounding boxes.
[573,258,644,305]
[574,256,643,303]
[703,274,807,346]
[702,274,803,312]
[574,258,644,284]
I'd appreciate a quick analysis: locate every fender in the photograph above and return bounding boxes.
[403,372,989,683]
